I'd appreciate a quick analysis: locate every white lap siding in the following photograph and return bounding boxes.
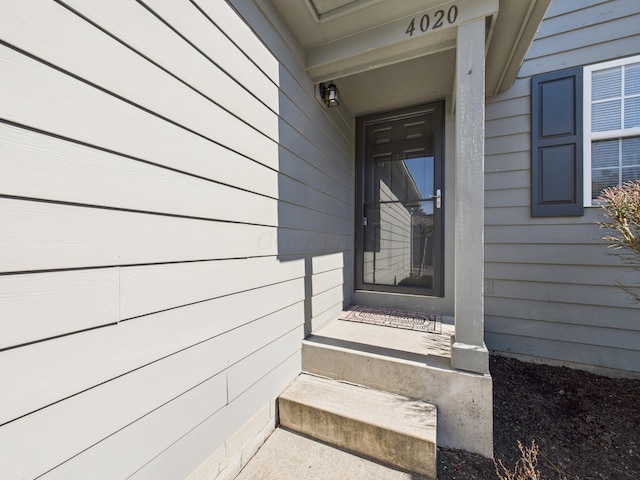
[0,1,353,479]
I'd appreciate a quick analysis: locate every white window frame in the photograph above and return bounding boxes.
[583,54,640,206]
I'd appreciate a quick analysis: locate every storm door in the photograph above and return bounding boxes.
[356,102,444,296]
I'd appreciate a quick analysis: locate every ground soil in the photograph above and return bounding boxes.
[437,355,640,480]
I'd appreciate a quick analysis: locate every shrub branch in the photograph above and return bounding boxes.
[598,180,640,302]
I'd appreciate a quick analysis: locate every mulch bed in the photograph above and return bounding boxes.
[438,355,640,479]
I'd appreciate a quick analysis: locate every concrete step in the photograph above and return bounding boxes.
[302,317,456,400]
[302,318,493,457]
[302,320,493,458]
[278,373,437,479]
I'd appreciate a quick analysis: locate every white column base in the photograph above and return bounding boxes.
[451,335,489,374]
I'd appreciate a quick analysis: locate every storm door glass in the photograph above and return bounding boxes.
[357,103,444,296]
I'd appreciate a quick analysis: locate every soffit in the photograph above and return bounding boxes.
[337,49,456,116]
[268,0,551,115]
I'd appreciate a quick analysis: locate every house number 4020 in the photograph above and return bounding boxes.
[405,6,459,36]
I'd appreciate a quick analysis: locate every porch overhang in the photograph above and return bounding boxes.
[305,0,499,84]
[268,0,551,115]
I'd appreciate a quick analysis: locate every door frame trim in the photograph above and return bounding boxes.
[354,101,445,297]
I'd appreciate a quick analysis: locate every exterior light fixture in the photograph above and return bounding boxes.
[320,82,340,108]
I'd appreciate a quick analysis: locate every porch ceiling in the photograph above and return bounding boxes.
[269,0,551,116]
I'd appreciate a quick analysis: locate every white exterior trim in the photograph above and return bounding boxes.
[583,54,640,206]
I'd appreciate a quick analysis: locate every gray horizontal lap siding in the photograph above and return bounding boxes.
[0,1,353,479]
[484,0,640,374]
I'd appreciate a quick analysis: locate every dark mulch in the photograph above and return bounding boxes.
[438,355,640,480]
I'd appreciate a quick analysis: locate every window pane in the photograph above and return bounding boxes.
[375,154,434,203]
[402,154,434,200]
[589,59,640,201]
[622,137,640,166]
[592,100,621,131]
[592,139,619,168]
[624,96,640,129]
[592,168,619,198]
[622,166,640,184]
[624,62,640,95]
[592,67,621,100]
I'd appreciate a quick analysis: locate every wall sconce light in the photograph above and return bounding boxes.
[319,82,340,108]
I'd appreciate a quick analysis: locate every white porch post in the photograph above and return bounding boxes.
[451,17,489,374]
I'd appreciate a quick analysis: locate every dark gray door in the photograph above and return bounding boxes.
[356,102,444,296]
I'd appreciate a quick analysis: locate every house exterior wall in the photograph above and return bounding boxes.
[0,1,353,479]
[484,0,640,376]
[226,0,355,333]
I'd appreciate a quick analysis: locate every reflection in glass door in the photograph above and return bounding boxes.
[356,102,444,296]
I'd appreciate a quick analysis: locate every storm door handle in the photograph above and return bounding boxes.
[427,189,442,209]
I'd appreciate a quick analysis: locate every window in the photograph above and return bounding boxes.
[584,55,640,205]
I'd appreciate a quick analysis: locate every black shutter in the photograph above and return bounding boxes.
[531,67,584,217]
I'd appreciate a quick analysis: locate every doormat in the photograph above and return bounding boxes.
[338,305,441,333]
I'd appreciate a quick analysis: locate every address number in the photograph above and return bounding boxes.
[405,5,459,37]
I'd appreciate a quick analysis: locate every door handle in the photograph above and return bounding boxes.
[428,189,442,209]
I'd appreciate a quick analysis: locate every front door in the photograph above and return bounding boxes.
[355,102,444,296]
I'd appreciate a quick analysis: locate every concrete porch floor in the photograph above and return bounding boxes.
[309,315,455,370]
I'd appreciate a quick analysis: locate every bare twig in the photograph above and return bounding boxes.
[494,440,541,480]
[538,450,570,480]
[494,440,568,480]
[598,180,640,303]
